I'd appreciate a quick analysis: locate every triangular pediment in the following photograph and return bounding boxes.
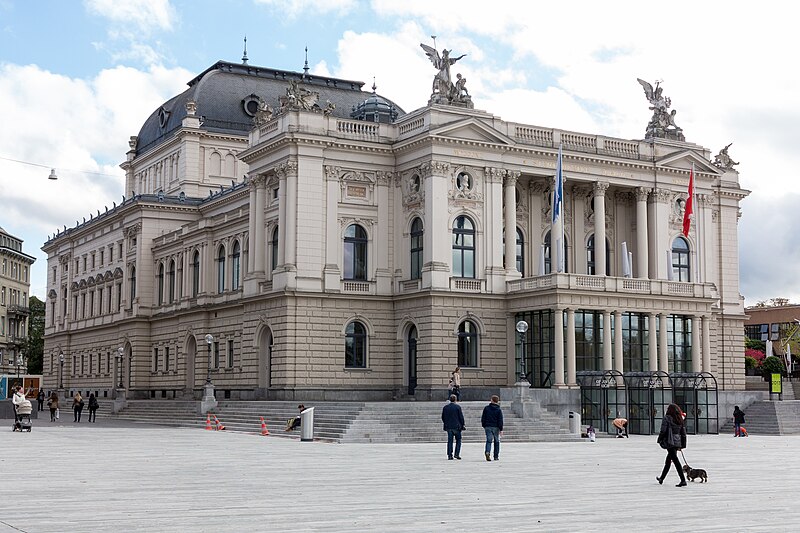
[430,117,514,146]
[657,150,720,175]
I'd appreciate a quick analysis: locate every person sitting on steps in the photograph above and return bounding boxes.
[285,404,306,431]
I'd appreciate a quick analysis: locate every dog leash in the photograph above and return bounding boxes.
[679,449,690,468]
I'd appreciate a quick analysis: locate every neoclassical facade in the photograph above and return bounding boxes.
[1,226,35,378]
[41,59,749,406]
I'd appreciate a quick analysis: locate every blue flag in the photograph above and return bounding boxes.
[552,144,563,226]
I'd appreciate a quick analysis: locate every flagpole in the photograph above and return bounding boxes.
[691,163,700,283]
[558,144,565,273]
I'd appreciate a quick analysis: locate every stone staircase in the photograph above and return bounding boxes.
[720,400,800,436]
[106,400,579,443]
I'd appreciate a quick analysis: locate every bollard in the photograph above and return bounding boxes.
[568,411,581,435]
[300,407,315,442]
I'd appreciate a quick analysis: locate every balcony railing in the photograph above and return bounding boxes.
[8,304,30,316]
[507,273,714,299]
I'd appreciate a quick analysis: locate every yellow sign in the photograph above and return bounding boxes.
[771,373,782,394]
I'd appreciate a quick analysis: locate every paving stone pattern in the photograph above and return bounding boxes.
[1,419,799,532]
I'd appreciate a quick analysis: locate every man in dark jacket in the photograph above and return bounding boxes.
[441,394,465,460]
[481,395,504,461]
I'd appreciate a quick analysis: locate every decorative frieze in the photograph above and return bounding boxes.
[419,160,450,178]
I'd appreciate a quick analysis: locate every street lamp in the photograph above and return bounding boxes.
[515,320,529,383]
[59,352,65,389]
[14,354,26,391]
[116,347,124,389]
[204,334,214,385]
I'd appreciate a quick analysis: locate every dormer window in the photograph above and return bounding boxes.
[158,107,170,128]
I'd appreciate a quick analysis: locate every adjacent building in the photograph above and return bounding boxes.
[41,55,749,427]
[1,226,36,379]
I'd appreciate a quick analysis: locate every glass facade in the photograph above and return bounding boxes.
[622,312,649,372]
[515,310,554,387]
[667,314,692,373]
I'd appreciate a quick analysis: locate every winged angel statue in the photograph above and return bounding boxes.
[636,78,684,141]
[420,42,473,108]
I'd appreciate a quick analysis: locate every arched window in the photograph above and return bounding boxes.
[217,246,226,294]
[343,224,368,280]
[271,227,279,272]
[544,231,569,274]
[410,218,423,280]
[231,241,241,290]
[672,236,690,282]
[452,216,475,278]
[157,263,164,305]
[457,320,479,367]
[129,266,136,304]
[345,320,367,368]
[168,259,176,302]
[192,251,200,298]
[587,234,610,275]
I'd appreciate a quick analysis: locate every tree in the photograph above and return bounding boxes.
[22,296,45,375]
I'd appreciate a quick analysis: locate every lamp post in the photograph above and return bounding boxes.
[116,347,124,389]
[15,353,25,391]
[515,320,529,384]
[59,352,64,390]
[204,334,214,385]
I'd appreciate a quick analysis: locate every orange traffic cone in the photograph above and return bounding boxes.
[260,417,270,436]
[205,414,213,431]
[213,415,226,431]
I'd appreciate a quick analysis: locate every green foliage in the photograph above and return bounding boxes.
[745,356,759,369]
[761,355,785,377]
[745,338,766,352]
[21,296,44,375]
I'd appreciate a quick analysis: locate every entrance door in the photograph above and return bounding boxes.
[407,326,417,395]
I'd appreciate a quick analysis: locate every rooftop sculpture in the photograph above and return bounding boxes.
[713,143,739,170]
[421,38,473,108]
[637,78,684,141]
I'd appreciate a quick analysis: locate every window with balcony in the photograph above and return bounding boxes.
[452,216,475,278]
[343,224,368,281]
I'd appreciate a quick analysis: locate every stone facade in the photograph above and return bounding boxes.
[41,60,749,401]
[0,226,35,377]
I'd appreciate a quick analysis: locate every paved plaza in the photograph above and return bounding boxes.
[1,417,798,532]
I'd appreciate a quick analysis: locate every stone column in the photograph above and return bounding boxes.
[613,310,623,374]
[650,188,672,279]
[530,182,545,275]
[692,316,702,373]
[593,182,609,276]
[566,308,576,386]
[323,166,341,290]
[702,315,712,373]
[253,176,267,273]
[603,310,613,371]
[276,170,287,268]
[503,172,518,273]
[572,185,588,274]
[282,161,298,268]
[635,187,650,279]
[246,178,257,273]
[554,308,565,387]
[659,313,669,373]
[422,161,451,290]
[648,313,658,372]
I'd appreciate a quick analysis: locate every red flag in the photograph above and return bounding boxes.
[682,166,694,237]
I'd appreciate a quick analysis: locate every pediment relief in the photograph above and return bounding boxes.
[431,118,514,146]
[339,170,376,184]
[48,289,58,300]
[95,274,105,284]
[104,270,114,281]
[114,267,124,279]
[657,151,720,175]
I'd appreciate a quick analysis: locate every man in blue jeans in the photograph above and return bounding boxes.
[481,395,504,461]
[441,394,465,460]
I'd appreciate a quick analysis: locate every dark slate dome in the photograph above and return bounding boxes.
[135,61,406,156]
[350,82,399,124]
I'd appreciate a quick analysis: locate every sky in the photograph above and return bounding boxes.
[1,0,798,306]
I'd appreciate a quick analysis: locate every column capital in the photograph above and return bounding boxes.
[419,160,450,178]
[250,174,267,189]
[635,186,651,202]
[275,160,298,179]
[485,167,506,184]
[502,170,519,187]
[651,187,672,204]
[593,181,610,197]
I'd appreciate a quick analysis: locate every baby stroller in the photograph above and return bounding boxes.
[12,401,33,432]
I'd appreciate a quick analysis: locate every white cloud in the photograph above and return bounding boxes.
[254,0,356,18]
[0,62,191,297]
[84,0,176,33]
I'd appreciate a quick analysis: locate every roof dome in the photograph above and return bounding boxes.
[350,82,399,124]
[134,61,405,157]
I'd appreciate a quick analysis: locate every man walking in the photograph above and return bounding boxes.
[481,395,503,461]
[441,394,465,460]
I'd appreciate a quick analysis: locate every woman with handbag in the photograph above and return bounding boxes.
[48,391,59,422]
[73,392,84,423]
[656,403,688,487]
[449,367,462,401]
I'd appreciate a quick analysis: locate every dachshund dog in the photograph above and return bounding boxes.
[682,464,708,483]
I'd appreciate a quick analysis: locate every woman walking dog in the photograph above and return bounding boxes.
[656,404,688,487]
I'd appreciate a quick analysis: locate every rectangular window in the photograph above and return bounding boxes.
[119,243,123,257]
[99,250,104,266]
[165,346,170,372]
[52,267,57,282]
[72,356,76,377]
[574,310,603,372]
[214,342,220,369]
[24,266,27,282]
[98,288,103,314]
[89,291,94,317]
[667,315,692,373]
[106,352,110,375]
[89,353,93,376]
[227,339,234,368]
[117,283,122,312]
[153,347,159,372]
[109,246,113,263]
[622,312,649,373]
[83,257,87,272]
[771,323,780,341]
[73,295,78,318]
[81,354,86,375]
[91,253,95,269]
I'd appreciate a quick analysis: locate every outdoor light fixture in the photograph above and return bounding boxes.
[515,320,529,383]
[117,347,124,389]
[205,334,214,385]
[59,352,65,389]
[48,168,58,180]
